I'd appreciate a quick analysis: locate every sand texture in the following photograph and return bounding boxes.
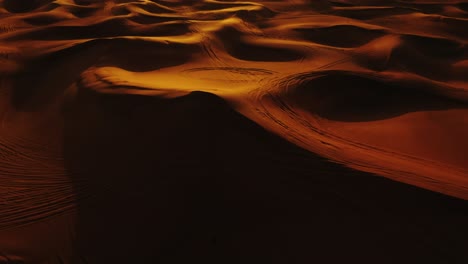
[0,0,467,263]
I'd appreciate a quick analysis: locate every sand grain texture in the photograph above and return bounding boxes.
[0,0,467,263]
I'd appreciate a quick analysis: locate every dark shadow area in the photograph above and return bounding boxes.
[332,6,414,20]
[10,38,197,111]
[22,13,66,26]
[10,39,109,111]
[295,26,386,48]
[8,19,190,41]
[458,3,468,12]
[217,27,303,62]
[400,34,465,60]
[63,88,468,263]
[2,0,50,13]
[354,35,466,80]
[94,38,199,72]
[128,14,186,24]
[287,73,467,122]
[226,40,302,62]
[369,34,467,81]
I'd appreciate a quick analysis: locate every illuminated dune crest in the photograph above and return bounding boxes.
[0,0,467,263]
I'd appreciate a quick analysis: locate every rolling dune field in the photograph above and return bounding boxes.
[0,0,467,263]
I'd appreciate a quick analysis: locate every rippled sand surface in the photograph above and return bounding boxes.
[0,1,467,263]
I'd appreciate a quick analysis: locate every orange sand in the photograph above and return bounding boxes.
[0,0,467,263]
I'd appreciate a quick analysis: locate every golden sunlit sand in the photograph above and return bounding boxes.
[0,0,467,263]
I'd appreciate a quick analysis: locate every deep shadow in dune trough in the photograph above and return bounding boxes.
[64,90,468,264]
[0,0,468,263]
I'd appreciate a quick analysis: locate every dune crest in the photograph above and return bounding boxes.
[0,0,467,263]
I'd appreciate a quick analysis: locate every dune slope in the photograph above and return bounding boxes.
[0,0,467,263]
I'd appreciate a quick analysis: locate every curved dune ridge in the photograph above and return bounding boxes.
[0,0,467,263]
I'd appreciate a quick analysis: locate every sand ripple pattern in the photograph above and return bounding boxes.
[0,0,467,230]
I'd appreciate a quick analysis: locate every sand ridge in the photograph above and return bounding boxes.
[0,0,467,263]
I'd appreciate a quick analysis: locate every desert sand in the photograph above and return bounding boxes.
[0,0,467,263]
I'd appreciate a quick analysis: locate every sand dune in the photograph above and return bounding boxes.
[0,0,467,263]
